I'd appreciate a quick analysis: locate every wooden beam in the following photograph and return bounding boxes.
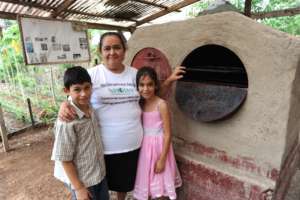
[87,22,131,31]
[0,105,9,152]
[0,11,130,31]
[135,0,201,26]
[0,11,16,20]
[65,10,137,22]
[0,0,135,22]
[0,0,53,10]
[244,0,252,17]
[51,0,76,18]
[131,0,168,9]
[1,0,299,30]
[251,7,300,19]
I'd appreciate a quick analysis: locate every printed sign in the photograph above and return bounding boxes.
[19,16,91,65]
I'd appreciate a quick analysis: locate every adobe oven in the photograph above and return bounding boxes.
[125,12,300,200]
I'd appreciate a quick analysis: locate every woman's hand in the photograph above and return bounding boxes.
[75,186,92,200]
[154,158,166,173]
[58,101,77,122]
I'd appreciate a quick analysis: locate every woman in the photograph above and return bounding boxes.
[59,32,184,200]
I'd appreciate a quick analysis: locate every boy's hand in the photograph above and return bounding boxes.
[75,186,92,200]
[154,158,166,174]
[58,101,77,122]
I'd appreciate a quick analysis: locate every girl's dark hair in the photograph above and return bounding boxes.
[136,66,160,107]
[99,32,127,51]
[63,66,91,89]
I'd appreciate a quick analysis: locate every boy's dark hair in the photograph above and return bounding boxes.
[99,32,127,51]
[63,66,91,89]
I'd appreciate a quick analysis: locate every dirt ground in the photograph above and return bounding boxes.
[0,127,69,200]
[0,126,133,200]
[1,123,299,200]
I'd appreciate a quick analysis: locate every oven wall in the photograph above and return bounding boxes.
[125,11,300,199]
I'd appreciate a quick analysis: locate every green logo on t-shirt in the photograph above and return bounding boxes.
[109,88,134,95]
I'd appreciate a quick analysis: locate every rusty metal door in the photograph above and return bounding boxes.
[131,47,172,83]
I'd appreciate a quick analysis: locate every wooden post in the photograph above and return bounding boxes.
[244,0,252,17]
[27,98,35,127]
[0,104,9,152]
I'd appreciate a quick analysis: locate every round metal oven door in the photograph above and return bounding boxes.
[176,44,248,122]
[131,47,172,83]
[131,47,172,98]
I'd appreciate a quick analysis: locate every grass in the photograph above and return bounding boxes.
[0,99,30,123]
[0,88,63,124]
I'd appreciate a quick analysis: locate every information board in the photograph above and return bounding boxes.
[19,16,90,65]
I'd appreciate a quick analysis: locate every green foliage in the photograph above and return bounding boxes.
[0,97,29,123]
[228,0,300,12]
[37,103,59,123]
[15,75,35,88]
[0,21,64,124]
[188,0,300,35]
[0,21,104,127]
[187,0,213,16]
[59,63,73,71]
[262,15,300,35]
[88,29,106,65]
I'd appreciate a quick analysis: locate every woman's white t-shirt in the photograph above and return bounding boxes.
[88,64,143,154]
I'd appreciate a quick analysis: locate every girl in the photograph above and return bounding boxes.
[134,67,182,200]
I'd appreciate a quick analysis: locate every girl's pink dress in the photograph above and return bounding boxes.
[133,104,182,200]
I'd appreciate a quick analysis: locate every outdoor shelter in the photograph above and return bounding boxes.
[1,1,300,200]
[0,0,299,32]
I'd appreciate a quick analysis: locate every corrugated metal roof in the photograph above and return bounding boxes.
[0,0,201,31]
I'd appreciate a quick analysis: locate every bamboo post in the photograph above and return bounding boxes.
[0,104,9,152]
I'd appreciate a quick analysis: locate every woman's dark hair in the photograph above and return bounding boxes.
[99,32,127,51]
[136,66,160,107]
[63,66,91,89]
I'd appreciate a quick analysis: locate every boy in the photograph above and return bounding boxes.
[51,66,109,200]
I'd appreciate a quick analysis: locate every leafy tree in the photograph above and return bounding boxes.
[0,21,24,96]
[187,0,300,35]
[88,29,106,66]
[0,22,22,76]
